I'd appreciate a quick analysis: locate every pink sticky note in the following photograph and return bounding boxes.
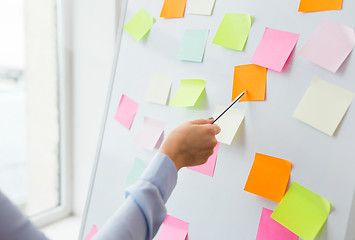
[251,28,299,72]
[158,215,189,240]
[299,19,355,73]
[135,116,165,150]
[114,94,139,129]
[84,224,98,240]
[188,142,220,177]
[256,208,299,240]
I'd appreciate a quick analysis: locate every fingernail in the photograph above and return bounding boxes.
[208,117,214,120]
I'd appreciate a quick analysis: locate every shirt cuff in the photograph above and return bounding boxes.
[139,152,178,203]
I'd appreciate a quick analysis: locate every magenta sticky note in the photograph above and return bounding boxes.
[256,208,299,240]
[135,116,165,150]
[188,142,220,177]
[251,28,299,72]
[158,215,189,240]
[299,19,355,73]
[84,224,98,240]
[114,94,139,129]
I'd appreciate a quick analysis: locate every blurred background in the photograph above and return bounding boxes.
[0,0,119,238]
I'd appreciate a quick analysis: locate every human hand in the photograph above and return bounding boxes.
[159,118,221,171]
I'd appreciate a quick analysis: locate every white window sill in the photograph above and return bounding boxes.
[41,215,82,240]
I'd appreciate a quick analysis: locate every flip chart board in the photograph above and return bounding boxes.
[80,0,355,239]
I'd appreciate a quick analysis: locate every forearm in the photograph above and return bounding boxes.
[93,153,177,240]
[0,191,49,240]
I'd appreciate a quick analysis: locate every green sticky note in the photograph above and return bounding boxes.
[170,79,205,106]
[271,182,331,240]
[126,158,147,186]
[124,8,154,41]
[212,13,252,51]
[178,29,209,62]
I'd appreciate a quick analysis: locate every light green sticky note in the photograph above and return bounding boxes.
[124,8,154,41]
[293,78,354,136]
[126,158,147,186]
[170,79,205,107]
[212,13,252,51]
[271,182,331,240]
[178,29,209,62]
[212,105,245,144]
[145,73,173,105]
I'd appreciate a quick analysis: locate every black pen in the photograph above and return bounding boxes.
[212,91,246,124]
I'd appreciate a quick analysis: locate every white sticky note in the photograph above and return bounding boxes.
[212,105,245,144]
[187,0,216,15]
[293,78,354,136]
[145,73,173,105]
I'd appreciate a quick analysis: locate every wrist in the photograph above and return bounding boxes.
[159,149,184,171]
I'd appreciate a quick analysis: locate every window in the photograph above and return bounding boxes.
[0,0,70,225]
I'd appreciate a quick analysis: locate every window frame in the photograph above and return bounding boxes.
[30,0,72,227]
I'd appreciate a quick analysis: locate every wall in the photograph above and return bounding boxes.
[71,0,117,216]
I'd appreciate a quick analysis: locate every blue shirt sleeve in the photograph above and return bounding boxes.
[94,152,178,240]
[0,191,49,240]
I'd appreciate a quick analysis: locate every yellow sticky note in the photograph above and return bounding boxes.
[298,0,343,12]
[170,79,205,107]
[212,105,245,145]
[293,78,354,136]
[271,182,332,240]
[212,13,252,51]
[145,73,173,105]
[124,8,154,41]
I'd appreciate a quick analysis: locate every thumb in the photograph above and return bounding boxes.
[214,124,221,134]
[190,118,214,125]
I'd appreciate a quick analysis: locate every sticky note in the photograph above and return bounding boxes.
[84,224,98,240]
[170,79,205,107]
[187,0,216,15]
[114,94,139,129]
[126,158,147,186]
[188,142,219,177]
[212,13,252,51]
[298,0,343,12]
[271,182,331,240]
[293,78,354,136]
[158,215,189,240]
[178,29,209,62]
[135,117,165,150]
[256,208,299,240]
[251,28,299,72]
[124,8,154,41]
[145,73,173,105]
[232,64,267,102]
[299,19,355,73]
[244,153,292,202]
[160,0,187,18]
[212,105,245,145]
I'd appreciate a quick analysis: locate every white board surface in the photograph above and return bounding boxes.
[80,0,355,239]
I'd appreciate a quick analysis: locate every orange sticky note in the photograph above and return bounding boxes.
[160,0,187,18]
[298,0,343,12]
[232,64,267,102]
[244,153,292,202]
